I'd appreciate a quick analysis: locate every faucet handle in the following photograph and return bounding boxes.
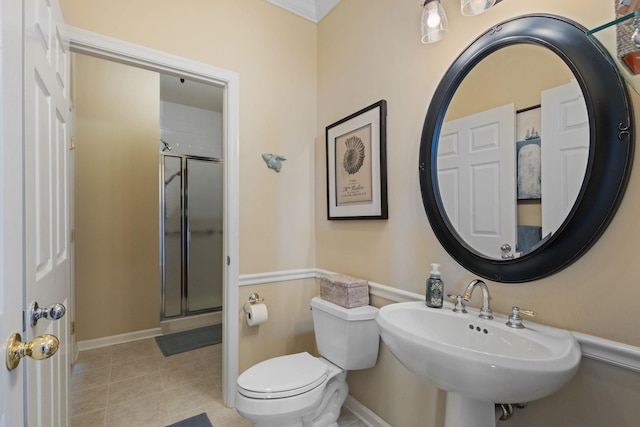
[447,294,468,313]
[506,306,536,329]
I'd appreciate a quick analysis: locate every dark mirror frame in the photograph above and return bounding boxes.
[419,14,634,283]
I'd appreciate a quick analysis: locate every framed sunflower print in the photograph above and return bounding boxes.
[326,100,388,220]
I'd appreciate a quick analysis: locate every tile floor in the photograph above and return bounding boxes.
[71,337,366,427]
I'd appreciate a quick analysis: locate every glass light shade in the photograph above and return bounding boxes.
[461,0,497,16]
[421,1,448,44]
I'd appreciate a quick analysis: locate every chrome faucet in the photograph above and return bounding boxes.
[462,279,493,320]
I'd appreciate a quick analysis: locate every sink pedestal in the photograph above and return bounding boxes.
[444,393,496,427]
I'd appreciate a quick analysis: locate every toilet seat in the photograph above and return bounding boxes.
[237,352,330,399]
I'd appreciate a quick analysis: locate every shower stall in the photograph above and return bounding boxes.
[161,153,224,319]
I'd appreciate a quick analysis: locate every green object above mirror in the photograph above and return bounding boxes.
[419,14,634,283]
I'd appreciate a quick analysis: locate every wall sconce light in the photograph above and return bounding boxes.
[461,0,496,16]
[421,0,449,44]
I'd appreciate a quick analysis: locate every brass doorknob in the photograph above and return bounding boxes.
[5,333,59,371]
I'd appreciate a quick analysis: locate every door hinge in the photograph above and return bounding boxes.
[71,321,76,335]
[70,229,75,243]
[69,137,76,150]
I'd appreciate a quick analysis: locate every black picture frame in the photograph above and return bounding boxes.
[326,100,388,220]
[515,105,542,201]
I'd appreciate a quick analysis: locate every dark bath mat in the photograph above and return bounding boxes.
[155,324,222,357]
[166,412,213,427]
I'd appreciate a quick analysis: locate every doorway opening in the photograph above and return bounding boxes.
[69,27,240,406]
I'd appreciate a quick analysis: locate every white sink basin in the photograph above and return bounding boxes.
[376,301,581,426]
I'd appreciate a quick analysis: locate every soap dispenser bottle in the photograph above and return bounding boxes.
[426,263,444,308]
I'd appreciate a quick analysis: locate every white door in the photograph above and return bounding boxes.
[24,0,71,424]
[1,0,71,425]
[439,104,516,259]
[1,0,27,424]
[541,80,589,237]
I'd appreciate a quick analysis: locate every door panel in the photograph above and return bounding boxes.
[24,0,71,425]
[541,80,589,237]
[186,159,224,312]
[162,156,223,317]
[439,104,516,259]
[0,0,26,424]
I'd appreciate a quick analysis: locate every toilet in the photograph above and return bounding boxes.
[235,296,380,427]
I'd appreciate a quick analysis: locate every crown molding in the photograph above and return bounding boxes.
[266,0,342,23]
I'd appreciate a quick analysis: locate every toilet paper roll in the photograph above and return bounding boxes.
[246,303,268,326]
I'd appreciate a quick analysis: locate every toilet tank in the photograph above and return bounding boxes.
[310,296,379,370]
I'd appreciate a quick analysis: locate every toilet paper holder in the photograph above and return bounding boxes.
[243,292,265,314]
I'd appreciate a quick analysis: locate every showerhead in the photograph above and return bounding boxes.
[160,139,172,152]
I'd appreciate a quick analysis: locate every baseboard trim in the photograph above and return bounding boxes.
[76,327,162,352]
[160,311,222,334]
[344,395,391,427]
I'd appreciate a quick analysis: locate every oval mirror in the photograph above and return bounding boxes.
[419,14,634,283]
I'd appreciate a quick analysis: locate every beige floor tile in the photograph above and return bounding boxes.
[71,408,106,427]
[164,378,220,416]
[111,339,158,365]
[110,356,159,383]
[107,372,163,406]
[173,401,249,427]
[71,365,111,392]
[208,406,252,427]
[74,348,113,372]
[71,384,109,417]
[197,343,222,364]
[155,349,202,371]
[159,359,213,391]
[105,392,168,427]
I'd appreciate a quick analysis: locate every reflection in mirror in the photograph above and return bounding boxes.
[437,45,588,260]
[420,14,634,282]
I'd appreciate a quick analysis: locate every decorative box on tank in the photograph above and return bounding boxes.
[319,274,370,308]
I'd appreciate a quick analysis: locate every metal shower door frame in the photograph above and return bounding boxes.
[160,152,224,319]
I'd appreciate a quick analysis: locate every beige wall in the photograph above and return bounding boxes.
[238,279,318,373]
[63,0,640,425]
[446,44,574,121]
[317,0,640,346]
[74,54,160,341]
[318,0,640,425]
[62,0,318,341]
[61,0,318,275]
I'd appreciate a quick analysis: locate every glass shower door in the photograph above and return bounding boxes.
[186,158,223,312]
[163,155,183,318]
[162,155,223,318]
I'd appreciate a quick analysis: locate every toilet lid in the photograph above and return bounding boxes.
[237,352,329,399]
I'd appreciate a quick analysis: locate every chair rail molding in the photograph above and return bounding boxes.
[240,268,640,373]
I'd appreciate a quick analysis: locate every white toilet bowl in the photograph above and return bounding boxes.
[235,352,347,427]
[235,297,379,427]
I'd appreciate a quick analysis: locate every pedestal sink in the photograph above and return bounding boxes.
[376,301,581,427]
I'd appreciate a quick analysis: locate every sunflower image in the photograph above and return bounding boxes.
[343,136,366,175]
